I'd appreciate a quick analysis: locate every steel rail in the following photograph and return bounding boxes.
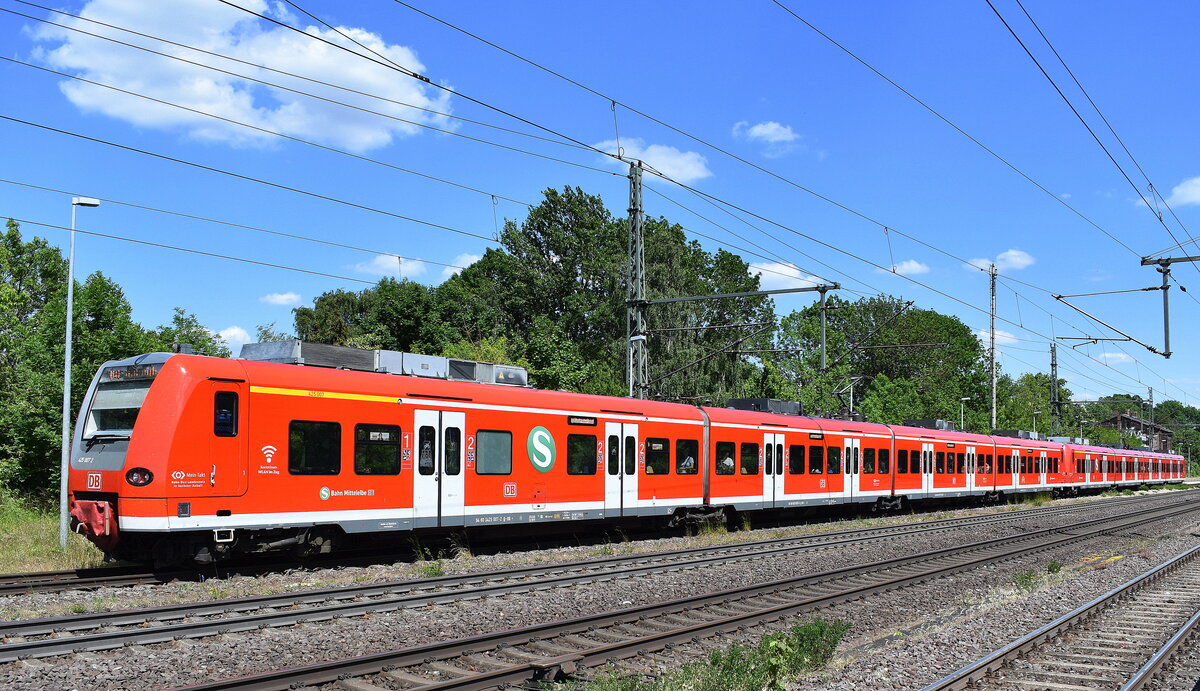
[0,490,1172,596]
[0,492,1156,638]
[1122,608,1200,690]
[170,500,1200,690]
[922,542,1200,691]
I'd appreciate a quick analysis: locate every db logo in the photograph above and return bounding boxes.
[503,482,518,497]
[171,471,185,480]
[86,473,102,490]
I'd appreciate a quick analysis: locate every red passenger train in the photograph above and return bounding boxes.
[67,347,1187,564]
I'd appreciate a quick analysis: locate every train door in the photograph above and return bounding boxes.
[208,381,248,496]
[921,442,934,494]
[1038,451,1047,487]
[412,410,466,527]
[965,446,977,492]
[763,432,784,507]
[604,422,639,516]
[844,437,860,501]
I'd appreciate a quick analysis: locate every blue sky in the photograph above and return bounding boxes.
[2,0,1199,406]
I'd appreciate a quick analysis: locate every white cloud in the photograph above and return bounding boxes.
[1164,176,1200,207]
[353,253,428,279]
[964,249,1035,273]
[732,120,803,158]
[259,291,300,306]
[593,138,711,184]
[1061,192,1072,199]
[219,325,252,356]
[441,253,481,279]
[750,262,823,291]
[34,0,453,152]
[874,259,930,275]
[1097,352,1134,364]
[975,328,1019,346]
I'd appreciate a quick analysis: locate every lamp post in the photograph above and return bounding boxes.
[60,196,100,550]
[1031,410,1042,438]
[959,396,971,431]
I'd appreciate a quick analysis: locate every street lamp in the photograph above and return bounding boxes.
[959,396,971,431]
[1031,410,1043,438]
[60,196,100,550]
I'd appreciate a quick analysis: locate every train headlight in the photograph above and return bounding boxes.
[125,468,153,487]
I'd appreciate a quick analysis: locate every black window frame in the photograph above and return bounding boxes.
[475,429,513,475]
[354,423,401,476]
[214,391,238,437]
[645,437,670,475]
[288,420,341,476]
[789,444,806,474]
[740,442,760,475]
[567,433,598,475]
[715,441,736,475]
[676,439,699,475]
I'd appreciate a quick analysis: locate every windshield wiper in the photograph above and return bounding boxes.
[84,433,129,449]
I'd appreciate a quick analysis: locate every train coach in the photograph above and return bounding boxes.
[67,344,1187,565]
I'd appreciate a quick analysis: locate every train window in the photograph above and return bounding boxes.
[853,446,860,474]
[646,438,670,475]
[985,454,993,474]
[567,434,598,475]
[676,439,699,475]
[789,445,806,474]
[288,421,341,475]
[826,446,841,474]
[608,435,619,475]
[715,442,736,475]
[897,449,908,474]
[444,428,461,475]
[862,448,876,474]
[935,451,945,474]
[809,445,824,474]
[956,453,965,474]
[775,445,783,475]
[354,424,400,475]
[214,392,238,437]
[418,426,436,476]
[476,430,512,474]
[741,443,759,475]
[764,445,773,476]
[625,436,636,475]
[879,449,890,474]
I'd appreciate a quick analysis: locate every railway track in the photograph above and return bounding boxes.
[1,493,1188,663]
[124,498,1200,690]
[0,492,1174,596]
[924,542,1200,690]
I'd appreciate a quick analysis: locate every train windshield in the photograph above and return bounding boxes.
[82,363,162,438]
[83,381,153,438]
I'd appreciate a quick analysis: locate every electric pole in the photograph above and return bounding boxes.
[990,263,997,431]
[1050,341,1060,436]
[819,286,829,371]
[627,161,647,398]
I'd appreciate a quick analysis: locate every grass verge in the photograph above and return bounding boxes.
[0,490,106,573]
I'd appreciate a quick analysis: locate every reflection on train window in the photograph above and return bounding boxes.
[775,445,783,475]
[354,423,400,475]
[289,420,341,475]
[476,430,512,475]
[826,446,841,474]
[418,426,436,476]
[608,435,619,475]
[862,448,876,474]
[764,444,773,476]
[789,445,806,474]
[715,442,735,475]
[214,391,237,437]
[897,448,908,474]
[444,427,461,476]
[808,445,824,474]
[567,434,597,475]
[676,439,699,475]
[645,438,669,475]
[956,453,966,474]
[878,449,890,474]
[625,436,636,475]
[740,443,759,475]
[935,451,945,474]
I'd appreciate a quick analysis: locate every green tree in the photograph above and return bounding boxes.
[151,307,231,358]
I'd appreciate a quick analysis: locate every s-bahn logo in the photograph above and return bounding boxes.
[527,426,556,473]
[318,486,331,501]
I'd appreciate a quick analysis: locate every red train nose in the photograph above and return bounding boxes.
[69,500,120,552]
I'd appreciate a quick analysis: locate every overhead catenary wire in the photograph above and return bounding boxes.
[0,179,469,271]
[7,217,378,285]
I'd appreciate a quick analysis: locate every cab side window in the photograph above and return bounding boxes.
[214,392,237,436]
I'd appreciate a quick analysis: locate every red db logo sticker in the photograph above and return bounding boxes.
[86,473,102,489]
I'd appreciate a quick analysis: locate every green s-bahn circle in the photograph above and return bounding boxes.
[527,426,556,473]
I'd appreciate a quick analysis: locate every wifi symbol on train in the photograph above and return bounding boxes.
[261,445,278,463]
